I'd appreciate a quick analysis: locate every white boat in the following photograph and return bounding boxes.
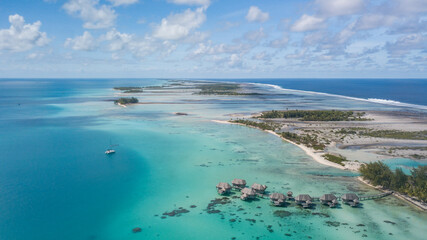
[105,141,118,155]
[105,149,116,154]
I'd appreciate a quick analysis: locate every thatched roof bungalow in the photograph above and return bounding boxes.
[341,193,360,207]
[295,194,312,205]
[270,193,286,206]
[240,187,256,200]
[251,183,267,193]
[216,182,232,195]
[232,179,247,189]
[320,194,337,203]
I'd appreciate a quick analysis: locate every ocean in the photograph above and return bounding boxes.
[0,78,426,240]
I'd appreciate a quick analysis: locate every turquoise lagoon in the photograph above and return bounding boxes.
[0,79,426,240]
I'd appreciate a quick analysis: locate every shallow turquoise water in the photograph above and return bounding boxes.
[0,79,426,240]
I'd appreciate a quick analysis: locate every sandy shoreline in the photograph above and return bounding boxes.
[212,120,349,170]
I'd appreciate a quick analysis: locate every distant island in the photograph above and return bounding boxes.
[195,83,262,96]
[114,97,139,106]
[113,87,144,93]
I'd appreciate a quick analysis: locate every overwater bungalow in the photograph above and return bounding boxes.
[341,193,360,207]
[295,194,313,208]
[320,194,338,207]
[240,187,256,200]
[270,193,286,206]
[232,179,247,189]
[251,183,267,194]
[216,182,232,195]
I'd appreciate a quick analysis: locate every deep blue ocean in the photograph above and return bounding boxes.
[209,78,427,107]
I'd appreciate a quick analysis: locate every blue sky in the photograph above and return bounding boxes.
[0,0,426,78]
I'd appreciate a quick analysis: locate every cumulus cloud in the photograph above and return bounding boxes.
[246,6,269,23]
[107,0,138,6]
[386,33,427,56]
[102,28,133,51]
[291,14,325,32]
[228,53,242,67]
[244,28,266,42]
[63,0,116,29]
[65,31,97,51]
[168,0,210,6]
[153,7,206,40]
[315,0,364,17]
[268,35,289,48]
[252,51,272,61]
[191,41,253,58]
[395,0,427,14]
[0,14,49,52]
[355,14,397,30]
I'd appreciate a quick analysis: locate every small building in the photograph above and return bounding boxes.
[251,183,268,194]
[270,193,286,206]
[320,194,338,208]
[287,191,294,200]
[341,193,360,207]
[295,194,313,207]
[232,179,247,189]
[240,187,256,200]
[216,182,232,195]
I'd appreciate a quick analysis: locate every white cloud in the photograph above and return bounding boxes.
[153,7,206,40]
[268,35,289,48]
[315,0,364,17]
[386,33,427,56]
[102,28,133,51]
[191,41,253,58]
[291,14,325,32]
[244,28,266,42]
[252,51,272,61]
[0,14,49,52]
[228,53,242,67]
[107,0,138,6]
[246,6,269,23]
[395,0,427,14]
[63,0,116,29]
[168,0,210,6]
[355,14,397,30]
[65,31,97,51]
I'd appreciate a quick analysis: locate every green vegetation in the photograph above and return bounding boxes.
[260,110,369,121]
[323,154,348,166]
[231,119,326,150]
[113,87,144,93]
[338,128,427,140]
[196,83,262,95]
[360,162,427,201]
[230,119,279,131]
[280,132,326,150]
[114,97,139,105]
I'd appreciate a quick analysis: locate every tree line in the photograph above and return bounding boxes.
[360,162,427,202]
[260,110,368,121]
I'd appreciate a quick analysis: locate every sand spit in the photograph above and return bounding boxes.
[212,120,354,171]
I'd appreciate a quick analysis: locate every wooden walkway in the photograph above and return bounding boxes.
[358,191,393,201]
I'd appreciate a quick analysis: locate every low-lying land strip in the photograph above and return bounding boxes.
[114,87,144,93]
[260,110,370,121]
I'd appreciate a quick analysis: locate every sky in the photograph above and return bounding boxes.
[0,0,426,78]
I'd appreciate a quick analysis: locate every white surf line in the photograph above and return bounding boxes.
[248,82,427,111]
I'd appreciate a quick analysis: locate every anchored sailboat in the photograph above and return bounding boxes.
[105,141,119,155]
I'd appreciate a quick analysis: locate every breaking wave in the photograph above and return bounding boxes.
[249,82,427,111]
